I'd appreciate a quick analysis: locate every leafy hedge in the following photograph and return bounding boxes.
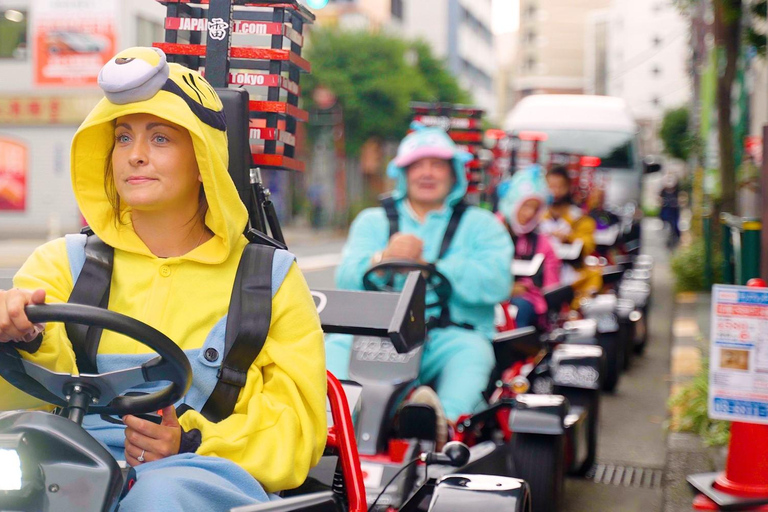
[668,357,730,447]
[670,238,723,292]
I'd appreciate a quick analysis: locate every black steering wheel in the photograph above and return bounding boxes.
[0,303,193,420]
[363,259,452,309]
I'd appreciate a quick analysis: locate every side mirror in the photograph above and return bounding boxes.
[643,157,662,174]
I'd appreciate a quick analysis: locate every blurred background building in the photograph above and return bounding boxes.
[587,0,691,155]
[514,0,610,99]
[310,0,498,118]
[0,0,165,236]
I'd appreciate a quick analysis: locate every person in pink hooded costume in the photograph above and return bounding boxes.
[497,164,562,327]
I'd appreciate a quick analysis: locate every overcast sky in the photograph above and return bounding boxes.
[492,0,519,34]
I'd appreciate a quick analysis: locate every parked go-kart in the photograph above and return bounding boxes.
[319,259,591,512]
[494,256,604,478]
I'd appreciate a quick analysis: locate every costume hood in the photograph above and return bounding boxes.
[385,122,473,207]
[497,164,551,235]
[70,46,247,264]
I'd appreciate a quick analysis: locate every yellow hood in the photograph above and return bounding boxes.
[70,47,247,264]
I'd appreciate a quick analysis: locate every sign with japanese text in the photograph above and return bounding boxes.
[709,285,768,424]
[32,0,117,87]
[0,95,101,125]
[0,137,27,211]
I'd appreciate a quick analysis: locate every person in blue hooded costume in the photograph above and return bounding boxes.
[326,124,513,445]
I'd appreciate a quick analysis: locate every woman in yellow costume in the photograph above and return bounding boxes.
[0,47,326,511]
[540,165,602,301]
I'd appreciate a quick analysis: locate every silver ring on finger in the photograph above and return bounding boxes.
[137,449,146,463]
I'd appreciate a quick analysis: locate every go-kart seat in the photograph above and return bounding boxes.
[486,327,542,399]
[543,284,575,314]
[613,254,634,269]
[600,266,625,287]
[492,327,542,370]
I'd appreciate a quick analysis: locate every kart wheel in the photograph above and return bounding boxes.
[620,321,634,371]
[599,333,622,393]
[634,307,649,355]
[512,433,565,512]
[557,387,600,476]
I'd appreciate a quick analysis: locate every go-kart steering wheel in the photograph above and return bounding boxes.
[363,259,452,309]
[0,303,193,422]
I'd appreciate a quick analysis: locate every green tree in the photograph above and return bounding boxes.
[660,106,691,161]
[302,29,469,154]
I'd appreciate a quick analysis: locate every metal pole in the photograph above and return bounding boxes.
[762,125,768,281]
[722,214,735,285]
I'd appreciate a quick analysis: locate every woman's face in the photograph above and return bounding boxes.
[517,198,542,226]
[406,157,455,207]
[111,113,201,214]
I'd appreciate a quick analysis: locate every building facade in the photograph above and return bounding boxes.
[310,0,498,118]
[0,0,166,236]
[588,0,691,155]
[514,0,610,100]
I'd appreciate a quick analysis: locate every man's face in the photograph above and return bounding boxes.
[547,174,571,203]
[406,157,454,206]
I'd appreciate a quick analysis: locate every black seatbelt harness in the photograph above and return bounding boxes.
[379,194,468,260]
[378,195,472,330]
[65,228,275,423]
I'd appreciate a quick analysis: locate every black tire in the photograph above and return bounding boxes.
[557,386,600,476]
[634,306,649,355]
[512,433,565,512]
[620,320,635,370]
[599,333,623,392]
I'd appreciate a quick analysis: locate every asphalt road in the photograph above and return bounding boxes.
[562,219,672,511]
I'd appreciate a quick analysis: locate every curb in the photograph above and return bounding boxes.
[663,292,717,512]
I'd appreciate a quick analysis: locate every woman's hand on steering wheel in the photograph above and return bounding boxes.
[124,405,182,467]
[0,287,46,343]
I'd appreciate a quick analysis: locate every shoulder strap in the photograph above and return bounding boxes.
[66,232,114,374]
[200,243,276,422]
[379,194,399,239]
[437,201,468,260]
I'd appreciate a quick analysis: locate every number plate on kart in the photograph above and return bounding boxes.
[360,462,384,488]
[594,313,619,333]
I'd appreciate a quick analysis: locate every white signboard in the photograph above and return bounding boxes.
[709,285,768,424]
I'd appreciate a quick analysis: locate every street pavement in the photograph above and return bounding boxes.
[0,220,680,511]
[563,219,672,511]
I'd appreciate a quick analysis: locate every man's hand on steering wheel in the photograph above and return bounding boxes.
[380,233,424,263]
[124,405,182,467]
[0,287,46,343]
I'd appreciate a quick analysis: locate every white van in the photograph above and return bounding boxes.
[503,94,659,210]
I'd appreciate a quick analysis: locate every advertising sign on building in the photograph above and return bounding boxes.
[32,0,117,87]
[709,285,768,424]
[0,137,27,211]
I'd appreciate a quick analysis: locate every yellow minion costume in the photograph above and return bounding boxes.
[540,204,602,304]
[1,48,326,509]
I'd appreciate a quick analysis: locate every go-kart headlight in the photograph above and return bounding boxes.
[0,448,22,491]
[0,435,23,492]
